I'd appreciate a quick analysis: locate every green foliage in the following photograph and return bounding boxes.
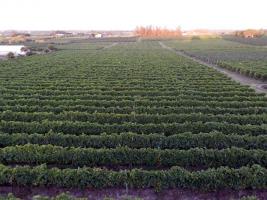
[0,164,265,190]
[0,41,266,193]
[239,196,259,200]
[0,193,20,200]
[0,131,266,150]
[47,45,57,51]
[0,120,266,136]
[230,196,260,200]
[164,39,267,80]
[0,193,87,200]
[0,111,266,125]
[191,36,201,40]
[0,144,266,168]
[7,52,15,59]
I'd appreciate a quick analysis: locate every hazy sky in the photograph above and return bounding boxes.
[0,0,266,30]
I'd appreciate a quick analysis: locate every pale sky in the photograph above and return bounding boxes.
[0,0,266,31]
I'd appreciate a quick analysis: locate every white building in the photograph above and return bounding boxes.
[55,33,65,38]
[95,33,102,38]
[0,45,28,56]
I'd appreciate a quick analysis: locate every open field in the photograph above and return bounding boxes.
[0,39,266,199]
[224,35,267,46]
[163,39,267,80]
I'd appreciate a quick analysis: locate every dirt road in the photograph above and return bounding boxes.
[103,42,118,49]
[159,41,267,94]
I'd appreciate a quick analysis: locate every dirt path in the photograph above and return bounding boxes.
[1,186,266,200]
[159,41,267,94]
[103,42,118,50]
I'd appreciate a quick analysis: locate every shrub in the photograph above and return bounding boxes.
[191,36,201,40]
[44,49,50,53]
[48,45,57,51]
[239,196,259,200]
[7,52,15,59]
[26,51,36,56]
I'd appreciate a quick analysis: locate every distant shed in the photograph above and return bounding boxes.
[95,33,103,38]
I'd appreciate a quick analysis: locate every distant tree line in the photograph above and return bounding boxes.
[234,29,265,38]
[135,26,182,38]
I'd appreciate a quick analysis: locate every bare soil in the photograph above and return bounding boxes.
[158,41,267,95]
[0,186,266,200]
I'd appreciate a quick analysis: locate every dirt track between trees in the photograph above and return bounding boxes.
[159,41,267,95]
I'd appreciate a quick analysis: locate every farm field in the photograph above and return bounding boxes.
[224,35,267,46]
[0,40,267,199]
[163,39,267,80]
